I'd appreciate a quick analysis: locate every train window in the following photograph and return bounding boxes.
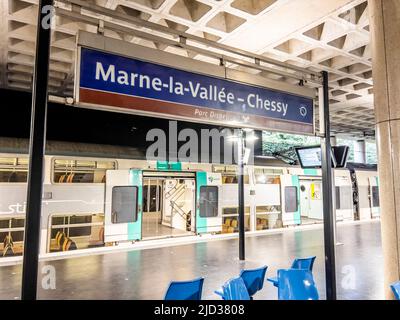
[0,216,25,257]
[112,186,138,223]
[285,186,298,213]
[221,207,251,233]
[53,159,116,183]
[221,175,250,184]
[213,165,249,184]
[335,186,340,209]
[199,186,218,217]
[49,214,104,252]
[255,205,281,231]
[254,168,282,184]
[372,186,380,207]
[0,157,28,183]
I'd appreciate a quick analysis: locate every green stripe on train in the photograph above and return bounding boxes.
[196,172,207,233]
[128,169,142,240]
[304,169,318,176]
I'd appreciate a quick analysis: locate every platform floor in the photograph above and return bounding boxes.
[0,220,383,300]
[142,221,191,238]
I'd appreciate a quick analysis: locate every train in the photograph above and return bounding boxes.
[0,137,379,259]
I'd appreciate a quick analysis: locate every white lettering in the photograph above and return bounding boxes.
[152,78,162,91]
[247,94,256,108]
[282,103,288,116]
[218,88,226,103]
[227,92,235,104]
[271,100,276,112]
[117,70,129,85]
[95,62,115,82]
[174,82,184,95]
[188,81,200,97]
[139,74,150,89]
[199,87,208,100]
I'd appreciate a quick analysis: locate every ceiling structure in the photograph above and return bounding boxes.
[0,0,375,137]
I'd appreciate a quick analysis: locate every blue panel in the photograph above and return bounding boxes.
[79,48,314,127]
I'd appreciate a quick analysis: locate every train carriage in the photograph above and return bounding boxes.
[0,138,380,259]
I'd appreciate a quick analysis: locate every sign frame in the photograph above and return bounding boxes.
[75,31,316,135]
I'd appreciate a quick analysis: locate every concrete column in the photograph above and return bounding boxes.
[368,0,400,299]
[354,140,366,164]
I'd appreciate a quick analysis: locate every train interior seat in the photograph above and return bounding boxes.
[88,227,105,248]
[62,237,77,251]
[2,234,14,257]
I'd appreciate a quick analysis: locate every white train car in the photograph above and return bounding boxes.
[0,139,379,259]
[348,163,380,220]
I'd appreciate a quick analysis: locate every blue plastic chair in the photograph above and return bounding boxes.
[291,256,316,270]
[215,277,251,300]
[164,277,204,300]
[239,265,268,299]
[277,269,319,300]
[391,281,400,300]
[267,256,316,287]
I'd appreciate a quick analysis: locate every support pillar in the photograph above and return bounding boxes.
[237,129,245,261]
[368,0,400,299]
[354,140,367,164]
[21,0,53,300]
[320,71,337,300]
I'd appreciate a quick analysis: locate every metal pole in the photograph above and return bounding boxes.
[21,0,53,300]
[238,129,245,261]
[320,71,337,300]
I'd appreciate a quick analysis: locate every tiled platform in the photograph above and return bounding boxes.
[0,220,383,300]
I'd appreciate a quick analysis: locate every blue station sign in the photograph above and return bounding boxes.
[77,47,314,134]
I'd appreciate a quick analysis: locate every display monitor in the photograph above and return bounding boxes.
[295,146,337,169]
[332,146,350,168]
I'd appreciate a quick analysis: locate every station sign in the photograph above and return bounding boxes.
[75,33,314,134]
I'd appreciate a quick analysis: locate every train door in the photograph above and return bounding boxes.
[335,174,354,221]
[299,181,311,217]
[104,169,142,242]
[142,178,163,238]
[196,172,222,234]
[161,178,195,236]
[299,180,323,223]
[280,174,301,226]
[369,176,380,218]
[299,180,311,219]
[142,176,195,238]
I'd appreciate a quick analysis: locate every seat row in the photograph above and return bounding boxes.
[54,231,77,251]
[2,234,23,256]
[164,256,318,300]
